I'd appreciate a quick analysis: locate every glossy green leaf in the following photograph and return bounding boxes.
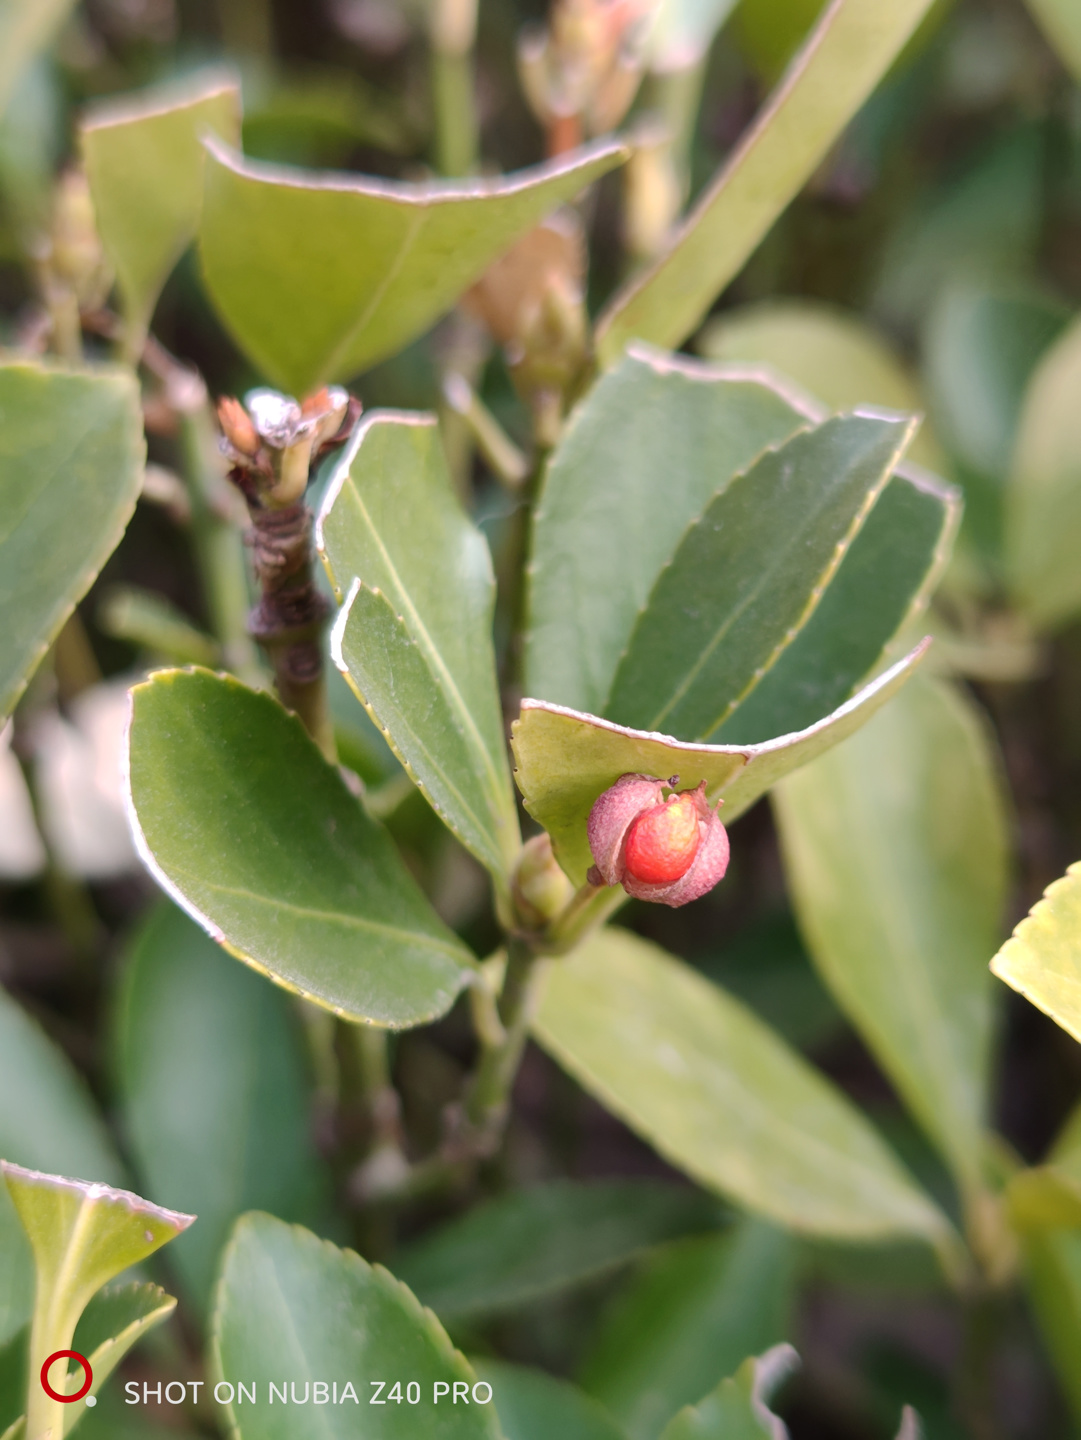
[513,640,929,886]
[115,903,330,1315]
[0,984,126,1348]
[923,281,1066,486]
[211,1213,502,1439]
[125,668,477,1027]
[82,70,241,353]
[658,1344,798,1440]
[774,675,1009,1193]
[1022,0,1081,80]
[1,1283,179,1439]
[532,929,955,1247]
[717,465,956,744]
[2,1163,191,1439]
[1006,314,1081,629]
[604,411,917,738]
[0,363,144,722]
[394,1180,722,1321]
[697,298,946,473]
[580,1223,794,1440]
[990,860,1081,1045]
[526,347,812,717]
[596,0,937,366]
[320,411,518,879]
[475,1362,628,1440]
[0,0,73,118]
[199,137,627,397]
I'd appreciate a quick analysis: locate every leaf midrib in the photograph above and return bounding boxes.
[627,430,902,737]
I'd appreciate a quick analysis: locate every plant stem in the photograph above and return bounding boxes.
[46,288,82,365]
[543,878,625,953]
[432,51,479,176]
[442,373,529,490]
[463,936,547,1143]
[430,0,479,175]
[246,499,336,759]
[646,60,707,197]
[954,1288,1005,1440]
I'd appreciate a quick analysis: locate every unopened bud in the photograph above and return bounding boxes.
[47,167,112,310]
[587,773,729,906]
[512,833,574,928]
[217,396,260,456]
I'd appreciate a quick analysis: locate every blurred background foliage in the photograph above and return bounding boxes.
[3,0,1081,1435]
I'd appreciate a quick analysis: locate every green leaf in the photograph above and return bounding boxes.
[115,903,330,1315]
[0,1283,180,1438]
[1022,0,1081,80]
[0,0,73,118]
[211,1212,502,1439]
[716,465,956,744]
[526,347,811,717]
[1,1163,191,1438]
[773,675,1009,1195]
[872,126,1044,331]
[1022,1230,1081,1425]
[1006,313,1081,629]
[0,984,126,1347]
[319,411,518,880]
[0,363,144,722]
[697,298,947,474]
[394,1180,722,1321]
[81,70,241,355]
[604,411,917,738]
[1006,1167,1081,1232]
[596,0,937,366]
[922,281,1067,487]
[126,669,477,1027]
[475,1362,628,1440]
[990,860,1081,1045]
[580,1223,794,1440]
[658,1345,798,1440]
[512,640,929,886]
[532,929,955,1248]
[199,137,627,397]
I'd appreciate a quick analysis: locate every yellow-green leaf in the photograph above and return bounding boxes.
[532,928,956,1248]
[774,675,1009,1195]
[82,69,241,355]
[199,138,627,397]
[0,363,144,723]
[991,860,1081,1044]
[596,0,937,366]
[512,641,928,886]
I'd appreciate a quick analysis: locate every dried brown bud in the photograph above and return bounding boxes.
[586,773,729,906]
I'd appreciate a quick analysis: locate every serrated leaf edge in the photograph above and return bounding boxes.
[209,1213,504,1440]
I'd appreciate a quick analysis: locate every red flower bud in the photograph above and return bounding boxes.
[586,773,729,907]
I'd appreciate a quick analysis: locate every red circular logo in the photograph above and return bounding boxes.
[40,1351,93,1403]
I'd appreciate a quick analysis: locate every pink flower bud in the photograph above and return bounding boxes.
[586,773,729,907]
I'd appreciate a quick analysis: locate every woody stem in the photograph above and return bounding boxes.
[245,499,335,760]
